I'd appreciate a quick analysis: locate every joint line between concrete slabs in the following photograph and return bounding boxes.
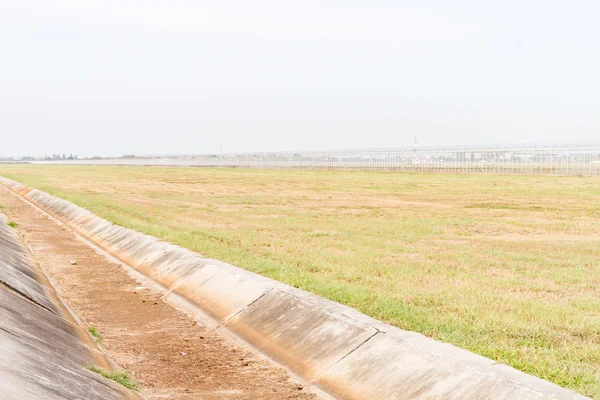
[312,330,380,384]
[213,288,275,332]
[0,325,22,339]
[0,280,58,316]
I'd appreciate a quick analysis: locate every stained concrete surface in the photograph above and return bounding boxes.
[0,187,317,400]
[0,215,134,400]
[0,218,59,313]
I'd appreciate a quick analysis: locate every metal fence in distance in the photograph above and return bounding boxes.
[34,143,600,176]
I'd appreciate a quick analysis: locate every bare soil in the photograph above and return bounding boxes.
[0,186,315,400]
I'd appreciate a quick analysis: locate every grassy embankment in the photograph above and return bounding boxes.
[1,165,599,397]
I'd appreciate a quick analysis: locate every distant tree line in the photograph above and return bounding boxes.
[44,154,78,160]
[0,154,80,161]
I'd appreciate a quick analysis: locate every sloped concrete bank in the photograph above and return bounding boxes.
[0,211,138,400]
[0,177,587,400]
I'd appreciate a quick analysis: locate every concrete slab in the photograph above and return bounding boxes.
[0,288,131,400]
[172,260,271,322]
[0,222,59,313]
[224,289,378,381]
[0,214,136,400]
[315,328,588,400]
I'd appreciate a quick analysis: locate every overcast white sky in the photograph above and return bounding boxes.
[1,1,599,157]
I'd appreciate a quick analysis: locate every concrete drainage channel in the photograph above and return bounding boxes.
[0,177,588,400]
[0,211,139,400]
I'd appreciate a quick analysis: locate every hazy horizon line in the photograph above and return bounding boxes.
[6,139,600,160]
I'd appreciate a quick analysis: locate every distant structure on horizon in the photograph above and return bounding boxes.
[26,141,600,176]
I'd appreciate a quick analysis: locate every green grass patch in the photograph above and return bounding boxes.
[88,325,102,344]
[7,221,18,228]
[1,165,600,398]
[86,366,138,391]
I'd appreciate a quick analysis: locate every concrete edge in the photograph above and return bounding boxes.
[0,208,113,370]
[0,176,588,400]
[0,207,140,400]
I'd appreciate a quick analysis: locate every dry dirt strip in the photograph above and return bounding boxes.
[0,178,590,400]
[0,186,315,400]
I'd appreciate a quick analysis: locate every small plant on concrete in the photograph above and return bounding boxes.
[86,366,139,391]
[88,325,102,344]
[8,221,18,228]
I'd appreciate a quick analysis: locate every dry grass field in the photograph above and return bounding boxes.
[1,165,599,397]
